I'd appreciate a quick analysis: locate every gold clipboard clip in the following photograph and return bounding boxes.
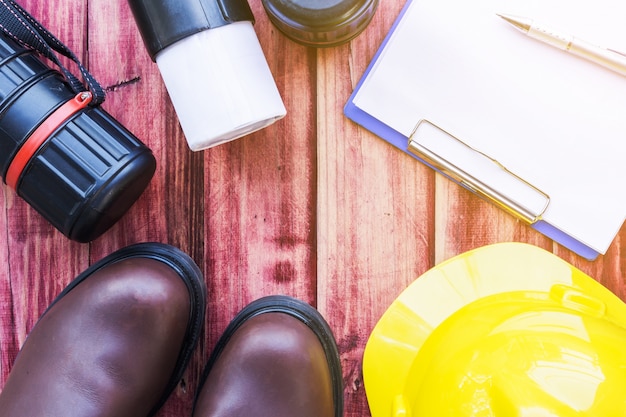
[407,120,550,224]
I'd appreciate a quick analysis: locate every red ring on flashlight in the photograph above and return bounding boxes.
[5,91,93,190]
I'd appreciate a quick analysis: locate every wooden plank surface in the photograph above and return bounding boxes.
[1,0,625,416]
[0,0,92,392]
[316,2,434,413]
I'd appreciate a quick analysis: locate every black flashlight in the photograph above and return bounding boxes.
[0,16,156,242]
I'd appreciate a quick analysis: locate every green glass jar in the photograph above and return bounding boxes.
[262,0,379,47]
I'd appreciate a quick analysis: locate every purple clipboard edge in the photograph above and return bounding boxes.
[342,0,600,261]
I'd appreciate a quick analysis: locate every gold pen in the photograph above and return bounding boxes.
[497,13,626,77]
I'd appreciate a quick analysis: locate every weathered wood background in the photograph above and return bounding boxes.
[0,0,625,416]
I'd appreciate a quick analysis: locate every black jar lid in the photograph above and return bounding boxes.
[127,0,255,61]
[262,0,378,47]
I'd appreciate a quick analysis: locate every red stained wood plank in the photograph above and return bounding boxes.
[0,0,91,388]
[316,2,435,415]
[434,177,553,262]
[0,186,14,385]
[202,0,318,364]
[87,0,199,253]
[437,174,626,296]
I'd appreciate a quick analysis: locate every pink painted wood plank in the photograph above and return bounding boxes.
[316,2,435,415]
[0,0,91,388]
[201,0,318,369]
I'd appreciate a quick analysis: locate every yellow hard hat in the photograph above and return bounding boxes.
[364,242,626,416]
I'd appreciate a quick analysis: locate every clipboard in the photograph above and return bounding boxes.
[344,0,626,260]
[408,119,549,224]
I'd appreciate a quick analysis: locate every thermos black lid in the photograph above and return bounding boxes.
[127,0,255,60]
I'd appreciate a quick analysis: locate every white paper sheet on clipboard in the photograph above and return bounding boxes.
[346,0,626,259]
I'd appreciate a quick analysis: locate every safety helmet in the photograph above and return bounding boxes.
[363,242,626,416]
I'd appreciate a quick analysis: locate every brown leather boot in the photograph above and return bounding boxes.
[192,295,343,417]
[0,242,206,417]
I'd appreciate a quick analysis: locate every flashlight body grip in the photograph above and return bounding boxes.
[0,32,156,242]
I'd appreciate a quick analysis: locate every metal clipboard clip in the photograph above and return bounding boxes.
[408,120,550,224]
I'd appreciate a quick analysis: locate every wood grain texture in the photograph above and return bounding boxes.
[201,0,318,395]
[0,0,91,389]
[316,2,435,414]
[0,0,625,416]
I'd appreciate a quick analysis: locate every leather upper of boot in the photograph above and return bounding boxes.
[0,256,192,417]
[193,312,335,417]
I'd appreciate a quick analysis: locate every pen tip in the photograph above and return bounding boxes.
[496,13,530,32]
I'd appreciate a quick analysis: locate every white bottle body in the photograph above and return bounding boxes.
[156,21,286,151]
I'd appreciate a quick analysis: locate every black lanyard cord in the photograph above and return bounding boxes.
[0,0,105,105]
